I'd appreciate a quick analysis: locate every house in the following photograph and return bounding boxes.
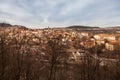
[81,32,89,36]
[81,41,95,48]
[94,34,116,41]
[105,41,118,51]
[78,32,89,38]
[96,40,105,45]
[105,43,114,51]
[67,48,86,62]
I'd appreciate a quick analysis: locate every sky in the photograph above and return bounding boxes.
[0,0,120,28]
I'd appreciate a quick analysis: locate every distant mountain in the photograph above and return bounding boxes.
[106,26,120,28]
[67,25,99,28]
[0,23,28,29]
[12,25,28,29]
[0,23,12,27]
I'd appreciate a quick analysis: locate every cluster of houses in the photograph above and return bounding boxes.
[93,34,120,51]
[1,26,120,66]
[0,27,120,52]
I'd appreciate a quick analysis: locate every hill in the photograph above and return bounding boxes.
[0,23,28,29]
[0,23,12,27]
[67,25,99,29]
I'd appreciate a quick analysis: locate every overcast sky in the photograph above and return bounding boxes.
[0,0,120,28]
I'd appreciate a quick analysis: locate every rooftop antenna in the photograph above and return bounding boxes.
[48,26,50,29]
[1,16,7,25]
[0,16,5,27]
[48,26,50,31]
[3,16,6,23]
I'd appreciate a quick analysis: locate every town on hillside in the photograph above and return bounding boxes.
[0,23,120,80]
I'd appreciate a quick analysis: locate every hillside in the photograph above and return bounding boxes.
[0,23,12,27]
[67,25,99,29]
[0,23,28,29]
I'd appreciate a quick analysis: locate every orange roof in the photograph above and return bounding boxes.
[84,42,93,45]
[96,34,114,37]
[109,41,119,45]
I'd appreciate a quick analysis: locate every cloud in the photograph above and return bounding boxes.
[0,0,120,28]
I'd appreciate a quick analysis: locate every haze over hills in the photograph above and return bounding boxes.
[0,23,120,29]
